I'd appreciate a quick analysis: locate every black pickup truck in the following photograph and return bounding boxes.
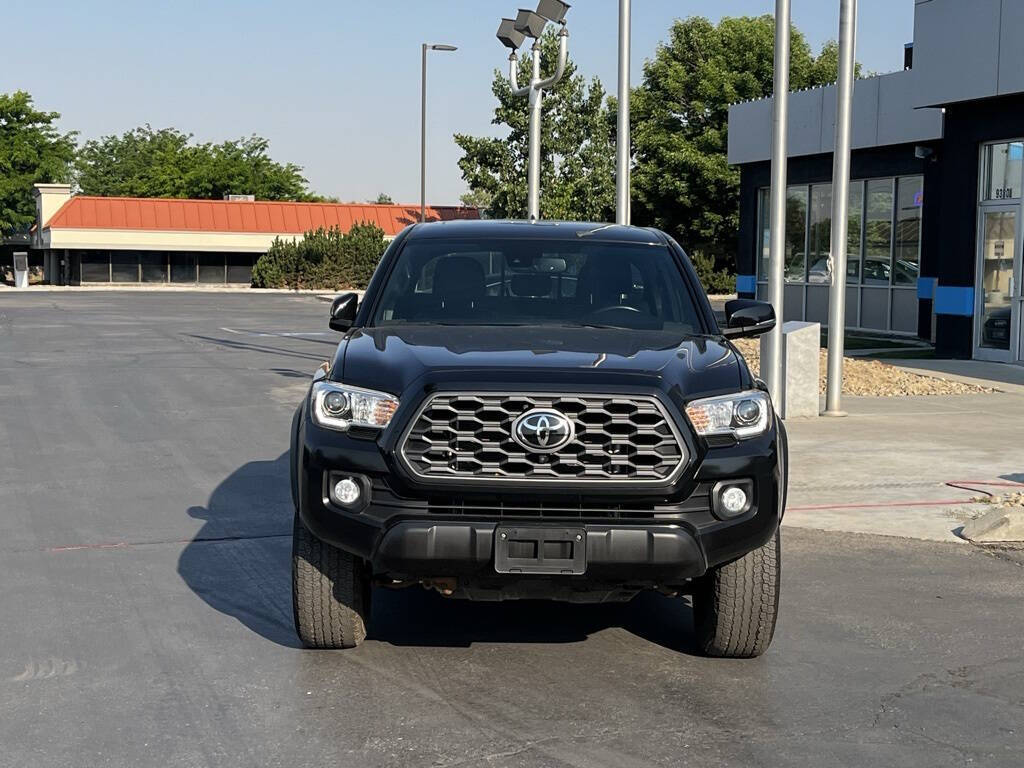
[290,220,787,657]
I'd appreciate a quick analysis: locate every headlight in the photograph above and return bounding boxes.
[685,390,771,439]
[311,381,399,432]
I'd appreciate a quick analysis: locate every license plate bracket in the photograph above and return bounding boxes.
[494,526,586,575]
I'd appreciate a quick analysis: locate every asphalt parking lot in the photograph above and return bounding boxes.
[1,292,1021,768]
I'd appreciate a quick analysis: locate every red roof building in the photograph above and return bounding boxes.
[32,184,479,285]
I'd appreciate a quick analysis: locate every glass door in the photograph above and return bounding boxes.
[974,207,1020,362]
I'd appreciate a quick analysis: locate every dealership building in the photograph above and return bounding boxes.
[729,0,1024,364]
[27,184,478,286]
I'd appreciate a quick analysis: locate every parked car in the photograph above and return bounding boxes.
[290,220,788,658]
[982,305,1012,347]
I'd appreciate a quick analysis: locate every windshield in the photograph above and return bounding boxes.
[371,238,704,332]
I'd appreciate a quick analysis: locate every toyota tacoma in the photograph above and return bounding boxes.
[290,220,787,657]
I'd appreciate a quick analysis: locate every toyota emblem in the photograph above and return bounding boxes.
[511,408,575,453]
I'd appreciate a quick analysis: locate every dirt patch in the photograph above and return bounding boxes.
[732,339,994,397]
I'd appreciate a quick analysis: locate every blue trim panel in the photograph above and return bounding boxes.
[917,277,935,300]
[934,285,975,316]
[736,274,757,294]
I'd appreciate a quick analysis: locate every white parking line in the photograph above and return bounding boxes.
[220,327,328,338]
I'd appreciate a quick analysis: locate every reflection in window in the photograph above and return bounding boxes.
[846,182,864,283]
[894,176,923,286]
[863,179,894,285]
[807,184,832,284]
[758,188,770,280]
[785,186,807,283]
[982,142,1023,201]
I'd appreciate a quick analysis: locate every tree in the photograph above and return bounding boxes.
[0,91,77,235]
[630,16,858,270]
[75,126,313,201]
[459,188,493,212]
[251,223,388,290]
[372,193,394,205]
[455,29,615,222]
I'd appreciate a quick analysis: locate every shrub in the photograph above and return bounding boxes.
[251,223,388,290]
[690,250,736,295]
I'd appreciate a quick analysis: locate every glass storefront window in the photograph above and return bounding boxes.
[982,142,1023,201]
[785,186,807,283]
[140,252,167,282]
[894,176,923,286]
[171,252,197,283]
[198,253,226,284]
[863,179,894,285]
[111,251,139,283]
[80,251,110,283]
[227,253,256,284]
[846,181,864,283]
[807,184,832,284]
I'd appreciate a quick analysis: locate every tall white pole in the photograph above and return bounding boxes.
[616,0,631,225]
[420,44,428,223]
[527,42,543,220]
[824,0,858,416]
[764,0,791,410]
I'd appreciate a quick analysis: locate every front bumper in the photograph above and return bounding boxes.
[295,408,785,590]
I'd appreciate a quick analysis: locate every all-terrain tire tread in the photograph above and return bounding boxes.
[292,511,368,649]
[693,528,781,658]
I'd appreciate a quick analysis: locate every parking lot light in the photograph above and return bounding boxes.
[536,0,570,24]
[497,18,526,50]
[514,9,547,39]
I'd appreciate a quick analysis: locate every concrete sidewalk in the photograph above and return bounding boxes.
[783,383,1024,542]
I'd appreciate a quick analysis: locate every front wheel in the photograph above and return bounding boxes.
[292,510,371,649]
[692,528,781,658]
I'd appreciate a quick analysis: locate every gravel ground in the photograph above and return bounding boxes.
[733,338,993,396]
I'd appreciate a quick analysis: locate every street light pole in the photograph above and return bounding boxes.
[421,43,457,223]
[763,0,792,412]
[508,28,568,220]
[616,0,631,225]
[824,0,858,416]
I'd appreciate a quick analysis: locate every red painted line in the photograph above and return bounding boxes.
[789,499,970,512]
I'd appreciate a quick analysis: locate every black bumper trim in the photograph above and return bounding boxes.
[374,520,708,583]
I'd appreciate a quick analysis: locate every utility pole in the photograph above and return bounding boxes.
[824,0,858,416]
[616,0,631,225]
[763,0,792,410]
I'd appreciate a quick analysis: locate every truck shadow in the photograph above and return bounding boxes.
[179,453,701,655]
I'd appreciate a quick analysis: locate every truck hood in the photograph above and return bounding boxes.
[332,325,746,398]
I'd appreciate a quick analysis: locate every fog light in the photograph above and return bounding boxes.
[720,486,748,515]
[333,478,361,505]
[712,480,754,519]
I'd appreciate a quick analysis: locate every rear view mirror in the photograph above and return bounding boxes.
[329,292,359,332]
[723,299,776,339]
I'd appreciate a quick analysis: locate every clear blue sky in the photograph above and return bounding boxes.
[5,0,914,205]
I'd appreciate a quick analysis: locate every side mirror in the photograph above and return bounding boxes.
[723,299,776,339]
[329,292,359,332]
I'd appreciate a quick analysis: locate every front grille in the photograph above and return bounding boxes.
[399,392,687,484]
[370,479,713,521]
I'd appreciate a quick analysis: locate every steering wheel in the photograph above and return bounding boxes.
[590,304,642,315]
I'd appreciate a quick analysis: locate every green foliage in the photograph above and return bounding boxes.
[455,29,615,222]
[459,188,493,214]
[372,193,394,204]
[690,250,736,295]
[0,91,77,235]
[251,224,387,290]
[631,16,857,272]
[75,126,314,201]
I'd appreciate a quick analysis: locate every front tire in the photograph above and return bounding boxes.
[692,528,781,658]
[292,510,371,649]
